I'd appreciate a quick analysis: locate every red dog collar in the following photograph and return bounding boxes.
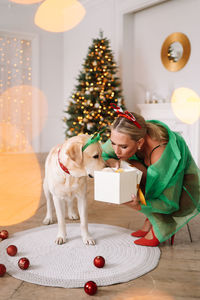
[58,148,70,175]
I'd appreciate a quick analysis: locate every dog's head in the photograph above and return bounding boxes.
[60,135,105,177]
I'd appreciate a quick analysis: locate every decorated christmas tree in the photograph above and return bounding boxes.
[63,31,126,142]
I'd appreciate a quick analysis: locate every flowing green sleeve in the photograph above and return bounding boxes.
[140,177,182,214]
[140,127,200,216]
[141,150,200,242]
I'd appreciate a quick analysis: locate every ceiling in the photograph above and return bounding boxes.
[0,0,88,4]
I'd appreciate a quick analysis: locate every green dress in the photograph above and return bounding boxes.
[102,120,200,242]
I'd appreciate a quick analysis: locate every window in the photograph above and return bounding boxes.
[0,31,39,152]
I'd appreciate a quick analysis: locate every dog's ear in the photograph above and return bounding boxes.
[66,142,83,166]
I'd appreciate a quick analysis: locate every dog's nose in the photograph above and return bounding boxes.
[88,174,93,178]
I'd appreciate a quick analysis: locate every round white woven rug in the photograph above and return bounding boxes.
[0,223,160,288]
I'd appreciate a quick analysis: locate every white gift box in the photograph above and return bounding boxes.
[94,164,142,204]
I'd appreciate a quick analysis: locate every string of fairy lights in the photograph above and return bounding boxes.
[65,36,123,141]
[0,34,32,152]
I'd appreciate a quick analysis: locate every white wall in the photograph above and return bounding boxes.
[0,2,64,152]
[123,0,200,166]
[63,0,170,111]
[64,0,200,113]
[63,0,115,111]
[130,0,200,108]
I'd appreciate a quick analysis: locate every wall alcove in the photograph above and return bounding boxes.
[114,0,200,167]
[114,0,169,111]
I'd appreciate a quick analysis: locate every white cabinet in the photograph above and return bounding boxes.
[137,103,200,167]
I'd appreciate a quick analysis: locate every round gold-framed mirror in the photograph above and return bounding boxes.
[161,32,191,72]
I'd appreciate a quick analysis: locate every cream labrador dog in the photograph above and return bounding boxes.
[43,134,105,245]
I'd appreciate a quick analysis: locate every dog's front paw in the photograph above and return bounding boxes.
[55,236,67,245]
[68,212,79,220]
[83,236,96,245]
[43,217,53,225]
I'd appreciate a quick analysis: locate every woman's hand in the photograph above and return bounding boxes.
[105,158,120,169]
[124,194,141,211]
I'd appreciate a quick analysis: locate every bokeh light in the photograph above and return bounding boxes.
[0,123,42,226]
[171,87,200,124]
[0,84,48,225]
[0,85,48,146]
[34,0,86,33]
[114,288,174,300]
[10,0,43,4]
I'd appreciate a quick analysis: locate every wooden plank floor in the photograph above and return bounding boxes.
[0,154,200,300]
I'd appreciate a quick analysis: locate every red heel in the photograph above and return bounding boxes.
[171,234,175,246]
[131,218,150,237]
[131,230,148,237]
[134,228,159,247]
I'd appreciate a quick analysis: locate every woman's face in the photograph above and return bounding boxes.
[110,129,138,160]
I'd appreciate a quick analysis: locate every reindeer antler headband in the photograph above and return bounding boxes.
[110,103,141,129]
[82,126,106,152]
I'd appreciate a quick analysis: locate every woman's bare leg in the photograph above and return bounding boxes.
[141,218,152,232]
[143,228,154,239]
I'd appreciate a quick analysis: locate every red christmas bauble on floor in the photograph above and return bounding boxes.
[0,230,9,240]
[18,257,30,270]
[7,245,18,256]
[84,281,97,295]
[93,256,105,268]
[0,264,6,277]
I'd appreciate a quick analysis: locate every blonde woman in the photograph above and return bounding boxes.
[102,104,200,246]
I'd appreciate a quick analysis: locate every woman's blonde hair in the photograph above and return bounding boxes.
[111,112,169,142]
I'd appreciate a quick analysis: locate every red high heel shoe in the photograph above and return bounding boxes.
[134,228,159,247]
[131,230,148,237]
[131,218,150,237]
[171,234,175,245]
